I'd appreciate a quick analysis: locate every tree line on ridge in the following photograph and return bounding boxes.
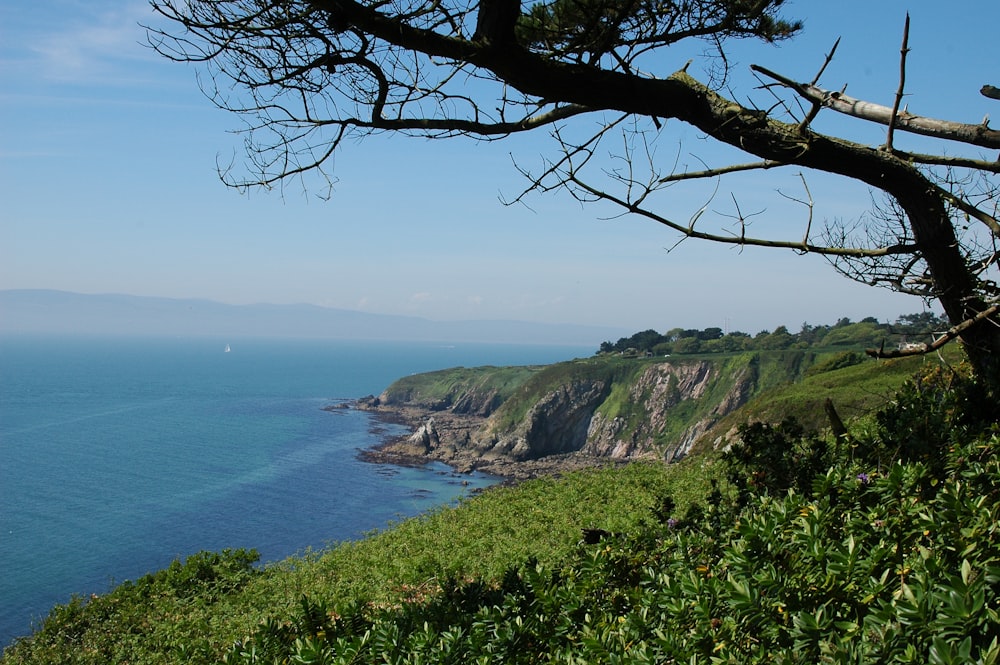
[598,312,949,356]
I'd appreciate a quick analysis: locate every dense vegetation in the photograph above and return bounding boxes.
[4,331,997,664]
[599,312,949,356]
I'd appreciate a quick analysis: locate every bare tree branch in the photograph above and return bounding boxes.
[657,159,783,183]
[565,167,917,258]
[930,181,1000,238]
[884,13,909,151]
[866,303,1000,359]
[797,37,839,131]
[901,152,1000,174]
[751,64,1000,150]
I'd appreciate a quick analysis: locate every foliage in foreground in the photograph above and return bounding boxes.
[5,364,998,664]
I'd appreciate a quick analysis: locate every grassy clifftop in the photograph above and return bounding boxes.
[376,365,544,416]
[373,349,940,470]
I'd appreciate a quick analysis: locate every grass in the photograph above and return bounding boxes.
[698,348,963,448]
[380,365,542,413]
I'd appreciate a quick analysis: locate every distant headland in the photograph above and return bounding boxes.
[0,290,629,346]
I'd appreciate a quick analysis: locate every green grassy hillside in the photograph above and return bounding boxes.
[688,349,961,456]
[378,365,543,415]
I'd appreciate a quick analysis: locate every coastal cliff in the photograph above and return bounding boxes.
[356,352,820,478]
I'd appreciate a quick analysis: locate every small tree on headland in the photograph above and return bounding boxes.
[147,1,1000,387]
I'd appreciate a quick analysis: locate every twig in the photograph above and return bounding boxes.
[885,13,910,151]
[775,173,814,251]
[657,159,782,184]
[569,170,919,258]
[810,37,841,86]
[795,174,814,249]
[799,38,841,131]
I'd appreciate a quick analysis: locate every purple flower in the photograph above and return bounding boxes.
[666,518,678,529]
[856,472,870,485]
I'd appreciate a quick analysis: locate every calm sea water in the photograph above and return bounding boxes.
[0,335,588,647]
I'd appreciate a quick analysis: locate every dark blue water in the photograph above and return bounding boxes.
[0,335,588,647]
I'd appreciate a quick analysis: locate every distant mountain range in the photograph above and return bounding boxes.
[0,290,628,346]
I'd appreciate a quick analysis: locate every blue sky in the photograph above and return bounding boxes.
[1,0,996,333]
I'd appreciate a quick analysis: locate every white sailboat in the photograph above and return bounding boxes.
[224,344,231,353]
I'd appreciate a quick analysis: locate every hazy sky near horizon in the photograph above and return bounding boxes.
[2,0,996,333]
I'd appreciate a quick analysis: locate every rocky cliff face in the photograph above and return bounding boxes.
[472,378,611,461]
[361,355,766,477]
[579,360,756,461]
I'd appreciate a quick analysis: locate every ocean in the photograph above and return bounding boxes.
[0,335,589,648]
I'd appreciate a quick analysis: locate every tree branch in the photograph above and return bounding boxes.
[797,37,840,131]
[929,181,1000,238]
[866,303,1000,359]
[657,159,784,183]
[900,151,1000,174]
[363,103,595,134]
[884,13,909,151]
[752,64,1000,150]
[566,170,918,258]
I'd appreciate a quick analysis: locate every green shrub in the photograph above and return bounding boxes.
[2,549,260,665]
[870,363,999,471]
[145,548,261,600]
[722,418,830,504]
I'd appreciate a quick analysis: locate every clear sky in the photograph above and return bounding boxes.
[1,0,996,334]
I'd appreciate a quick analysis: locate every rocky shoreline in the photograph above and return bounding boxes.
[331,397,628,482]
[328,355,769,483]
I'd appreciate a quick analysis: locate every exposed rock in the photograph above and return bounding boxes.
[578,361,754,461]
[393,417,438,455]
[354,356,765,479]
[355,394,381,409]
[474,379,610,461]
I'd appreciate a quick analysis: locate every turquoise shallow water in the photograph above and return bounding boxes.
[0,335,588,647]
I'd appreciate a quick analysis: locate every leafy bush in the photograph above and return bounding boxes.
[145,548,261,600]
[215,427,999,664]
[722,418,830,504]
[2,549,259,664]
[868,363,999,474]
